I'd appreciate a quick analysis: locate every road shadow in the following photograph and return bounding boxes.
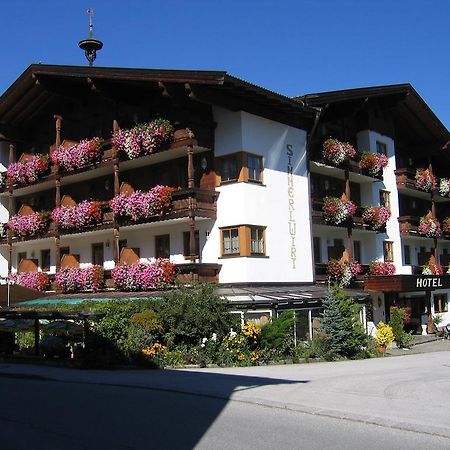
[0,367,307,449]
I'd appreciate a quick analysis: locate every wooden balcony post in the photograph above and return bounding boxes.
[344,169,351,200]
[187,145,196,264]
[112,120,120,264]
[54,115,63,273]
[7,143,14,275]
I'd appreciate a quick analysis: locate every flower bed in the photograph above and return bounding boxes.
[362,206,391,230]
[51,201,103,231]
[7,154,49,187]
[422,263,443,275]
[368,261,396,276]
[321,138,356,166]
[51,137,103,172]
[439,178,450,197]
[8,212,49,238]
[359,152,388,176]
[327,259,362,287]
[417,216,441,238]
[415,168,437,192]
[111,259,176,291]
[322,197,357,225]
[10,271,50,291]
[112,119,174,160]
[110,185,175,222]
[54,265,104,293]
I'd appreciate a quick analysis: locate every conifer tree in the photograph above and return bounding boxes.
[319,284,368,358]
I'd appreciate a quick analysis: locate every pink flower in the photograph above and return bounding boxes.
[362,206,391,230]
[55,265,104,293]
[368,262,396,276]
[8,212,49,238]
[51,138,103,172]
[51,201,103,231]
[418,216,441,238]
[322,139,356,166]
[322,197,357,225]
[10,271,50,291]
[415,169,437,192]
[7,154,49,187]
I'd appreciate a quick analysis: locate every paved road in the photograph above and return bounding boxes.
[1,344,450,449]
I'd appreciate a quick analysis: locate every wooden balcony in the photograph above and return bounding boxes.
[315,263,370,282]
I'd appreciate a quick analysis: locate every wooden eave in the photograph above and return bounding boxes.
[0,64,315,131]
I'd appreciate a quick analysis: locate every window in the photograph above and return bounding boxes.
[313,237,321,263]
[222,227,240,255]
[221,225,266,257]
[92,243,104,266]
[380,190,391,209]
[17,252,26,267]
[217,152,263,184]
[119,239,128,253]
[183,231,200,257]
[404,245,411,265]
[434,294,448,313]
[250,226,265,254]
[155,234,170,259]
[383,241,394,262]
[60,247,70,257]
[41,249,51,272]
[247,154,263,183]
[376,141,387,155]
[353,240,361,262]
[220,155,238,182]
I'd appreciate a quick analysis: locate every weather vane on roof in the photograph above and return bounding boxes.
[78,8,104,67]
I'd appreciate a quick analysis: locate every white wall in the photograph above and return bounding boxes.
[205,107,313,283]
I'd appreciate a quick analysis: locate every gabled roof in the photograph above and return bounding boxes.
[295,83,450,146]
[0,64,316,132]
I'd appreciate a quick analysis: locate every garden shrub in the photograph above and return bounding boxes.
[260,312,295,357]
[389,306,413,348]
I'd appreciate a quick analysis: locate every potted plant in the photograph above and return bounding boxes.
[362,206,391,230]
[51,201,103,231]
[54,265,104,293]
[439,178,450,197]
[110,185,175,223]
[359,152,389,176]
[375,322,394,355]
[112,118,174,160]
[322,197,357,225]
[368,261,396,276]
[422,262,443,275]
[415,168,437,192]
[327,259,362,287]
[417,215,441,238]
[9,271,50,291]
[321,138,356,166]
[51,137,103,172]
[7,154,49,187]
[8,212,49,238]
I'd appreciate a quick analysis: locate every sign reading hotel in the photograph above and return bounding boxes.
[286,144,296,269]
[365,274,450,292]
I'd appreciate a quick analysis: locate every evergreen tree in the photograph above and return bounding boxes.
[319,284,369,358]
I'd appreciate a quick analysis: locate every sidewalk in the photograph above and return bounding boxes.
[2,342,450,440]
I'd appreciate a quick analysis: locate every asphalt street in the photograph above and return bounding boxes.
[1,343,450,449]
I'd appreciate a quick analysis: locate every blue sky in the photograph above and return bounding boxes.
[1,0,450,128]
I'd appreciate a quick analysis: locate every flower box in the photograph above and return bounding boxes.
[110,185,175,223]
[112,119,174,160]
[327,259,362,287]
[417,215,441,238]
[111,259,176,291]
[51,137,103,172]
[439,178,450,197]
[422,263,443,275]
[10,271,50,291]
[359,152,388,176]
[51,200,103,231]
[321,138,356,166]
[7,153,49,187]
[54,265,104,293]
[415,168,437,192]
[322,197,357,225]
[362,206,391,230]
[368,261,396,276]
[8,211,50,238]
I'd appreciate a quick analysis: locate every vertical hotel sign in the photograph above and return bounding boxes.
[287,144,296,269]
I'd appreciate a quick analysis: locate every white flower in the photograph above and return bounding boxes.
[202,337,208,344]
[200,343,205,348]
[229,328,237,338]
[211,333,217,341]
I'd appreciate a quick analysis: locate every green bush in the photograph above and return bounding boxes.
[156,283,237,346]
[389,307,413,348]
[260,312,295,357]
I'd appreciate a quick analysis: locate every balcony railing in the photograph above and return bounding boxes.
[2,188,218,244]
[315,263,369,282]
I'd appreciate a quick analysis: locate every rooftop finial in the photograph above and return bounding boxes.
[78,8,103,67]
